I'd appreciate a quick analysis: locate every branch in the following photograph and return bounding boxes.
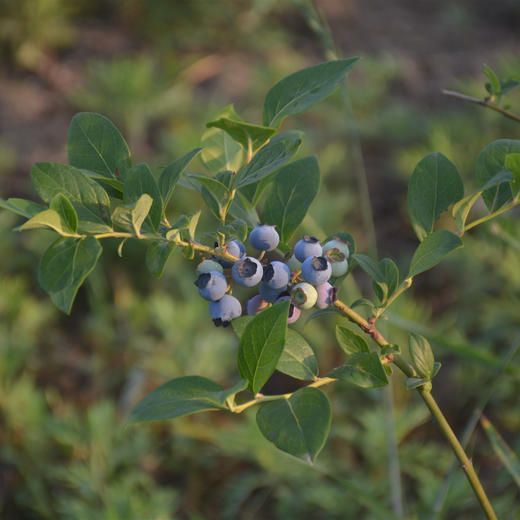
[442,89,520,124]
[333,298,498,520]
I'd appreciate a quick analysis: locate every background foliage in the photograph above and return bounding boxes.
[0,0,519,518]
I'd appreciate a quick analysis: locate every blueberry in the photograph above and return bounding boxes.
[218,240,246,268]
[323,248,348,277]
[322,237,350,260]
[293,235,322,262]
[209,294,242,327]
[196,259,224,275]
[262,261,290,289]
[249,224,280,251]
[301,256,332,286]
[291,282,318,310]
[195,270,228,301]
[246,295,268,316]
[315,282,338,309]
[232,256,263,287]
[259,281,286,303]
[276,295,301,324]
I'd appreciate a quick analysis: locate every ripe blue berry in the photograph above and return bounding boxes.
[322,237,350,260]
[246,295,268,316]
[249,224,279,251]
[291,282,318,310]
[301,256,332,285]
[323,248,348,277]
[316,282,338,309]
[294,235,322,262]
[195,271,228,301]
[196,259,224,275]
[232,257,263,287]
[262,261,290,289]
[218,240,246,268]
[209,294,242,326]
[259,281,286,303]
[276,295,301,324]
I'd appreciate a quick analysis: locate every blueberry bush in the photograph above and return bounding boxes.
[2,58,520,520]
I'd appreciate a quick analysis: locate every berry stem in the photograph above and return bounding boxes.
[230,376,336,413]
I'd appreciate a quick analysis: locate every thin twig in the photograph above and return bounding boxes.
[442,89,520,124]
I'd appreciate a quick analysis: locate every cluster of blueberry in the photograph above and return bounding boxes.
[194,225,350,327]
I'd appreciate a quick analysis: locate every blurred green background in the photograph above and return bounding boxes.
[1,1,519,518]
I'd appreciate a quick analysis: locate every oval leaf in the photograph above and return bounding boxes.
[0,198,46,219]
[328,352,388,388]
[408,333,435,379]
[233,316,318,381]
[128,376,236,424]
[237,301,290,394]
[407,152,464,240]
[146,240,175,278]
[476,139,520,211]
[159,148,202,207]
[31,162,112,233]
[67,112,132,179]
[336,325,370,355]
[38,236,102,293]
[50,193,78,233]
[407,230,463,278]
[263,58,359,127]
[263,155,320,244]
[256,387,331,463]
[234,133,302,189]
[123,163,163,231]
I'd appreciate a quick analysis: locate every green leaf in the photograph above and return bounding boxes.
[476,139,520,211]
[219,218,248,243]
[481,415,520,489]
[237,301,290,394]
[352,254,399,303]
[169,210,201,241]
[263,156,320,243]
[123,163,163,230]
[335,325,370,355]
[0,198,45,218]
[111,205,133,233]
[159,148,202,208]
[130,194,153,236]
[263,58,359,127]
[207,105,276,151]
[146,240,175,278]
[233,316,318,381]
[200,106,244,173]
[67,112,132,179]
[30,162,112,233]
[81,170,124,194]
[405,377,432,390]
[407,152,464,240]
[483,65,501,94]
[407,230,463,278]
[38,236,102,294]
[128,376,242,424]
[19,209,73,235]
[328,352,388,388]
[256,387,331,463]
[452,169,513,230]
[50,193,78,233]
[408,333,435,378]
[277,329,319,381]
[185,173,230,222]
[229,190,260,228]
[234,132,302,189]
[505,153,520,189]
